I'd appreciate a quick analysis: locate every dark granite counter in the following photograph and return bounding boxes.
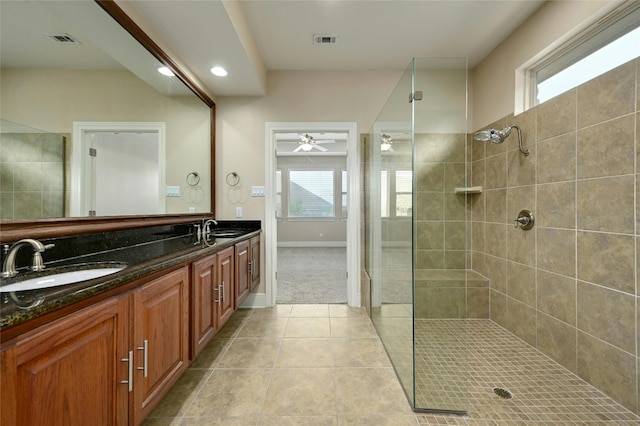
[0,220,260,334]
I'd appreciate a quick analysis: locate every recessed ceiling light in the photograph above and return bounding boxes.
[158,66,174,77]
[210,66,228,77]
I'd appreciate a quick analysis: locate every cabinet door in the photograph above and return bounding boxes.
[250,235,261,290]
[131,267,189,425]
[216,246,235,328]
[235,239,250,306]
[1,295,129,426]
[191,254,217,359]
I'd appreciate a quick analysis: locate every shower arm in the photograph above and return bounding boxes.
[510,125,530,157]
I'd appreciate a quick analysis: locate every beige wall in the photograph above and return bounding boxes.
[215,69,404,222]
[0,68,211,214]
[470,58,640,414]
[472,0,614,129]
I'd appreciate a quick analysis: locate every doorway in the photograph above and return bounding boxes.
[70,122,165,217]
[265,122,360,307]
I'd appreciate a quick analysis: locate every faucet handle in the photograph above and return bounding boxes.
[31,244,54,271]
[39,243,55,252]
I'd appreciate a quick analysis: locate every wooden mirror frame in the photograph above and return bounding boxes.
[0,0,216,243]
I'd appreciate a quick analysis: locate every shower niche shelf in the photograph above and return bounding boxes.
[454,186,483,195]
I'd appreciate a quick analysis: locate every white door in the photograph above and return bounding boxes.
[87,131,161,216]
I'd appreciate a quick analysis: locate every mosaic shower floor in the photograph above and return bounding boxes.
[375,306,640,424]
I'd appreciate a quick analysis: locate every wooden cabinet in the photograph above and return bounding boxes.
[190,246,235,360]
[0,267,189,426]
[1,232,260,425]
[131,267,189,425]
[235,239,250,306]
[1,294,130,426]
[191,254,217,358]
[250,235,261,290]
[216,246,235,329]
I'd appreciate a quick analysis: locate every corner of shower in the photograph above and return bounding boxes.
[365,57,470,414]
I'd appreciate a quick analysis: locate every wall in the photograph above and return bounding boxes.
[0,68,211,214]
[470,58,639,414]
[215,69,404,222]
[471,0,614,129]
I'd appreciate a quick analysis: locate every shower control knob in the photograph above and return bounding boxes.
[514,210,534,230]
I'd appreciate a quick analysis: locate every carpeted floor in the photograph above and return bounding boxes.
[277,247,347,304]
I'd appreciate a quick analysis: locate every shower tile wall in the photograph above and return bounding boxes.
[0,132,66,220]
[470,58,639,414]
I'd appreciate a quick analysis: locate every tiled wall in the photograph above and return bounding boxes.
[470,58,639,414]
[0,132,65,220]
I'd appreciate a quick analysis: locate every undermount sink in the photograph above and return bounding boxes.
[0,264,126,293]
[208,229,249,238]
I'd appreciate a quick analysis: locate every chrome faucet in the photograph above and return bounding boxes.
[1,239,55,278]
[203,219,218,246]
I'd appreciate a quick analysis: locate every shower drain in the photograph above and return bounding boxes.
[492,387,513,399]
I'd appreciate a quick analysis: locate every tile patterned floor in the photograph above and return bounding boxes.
[144,304,640,425]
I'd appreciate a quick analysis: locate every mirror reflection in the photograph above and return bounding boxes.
[0,0,211,220]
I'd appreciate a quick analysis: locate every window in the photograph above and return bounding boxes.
[275,169,282,218]
[341,169,348,218]
[288,170,334,218]
[528,3,640,106]
[395,170,413,216]
[380,169,412,218]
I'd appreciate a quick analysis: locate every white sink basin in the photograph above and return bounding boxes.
[0,267,125,293]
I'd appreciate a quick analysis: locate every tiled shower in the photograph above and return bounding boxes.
[471,58,639,414]
[365,57,640,417]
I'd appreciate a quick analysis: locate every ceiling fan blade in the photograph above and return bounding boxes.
[314,144,328,152]
[293,145,304,152]
[315,139,336,144]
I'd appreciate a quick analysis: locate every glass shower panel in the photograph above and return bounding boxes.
[412,57,468,413]
[367,61,415,405]
[367,57,468,414]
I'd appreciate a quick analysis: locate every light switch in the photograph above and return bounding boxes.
[251,186,265,197]
[166,186,180,197]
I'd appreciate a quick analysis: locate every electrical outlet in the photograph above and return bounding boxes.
[236,206,243,218]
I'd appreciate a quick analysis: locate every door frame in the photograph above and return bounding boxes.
[70,122,166,217]
[265,122,360,307]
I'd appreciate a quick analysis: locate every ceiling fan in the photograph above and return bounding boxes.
[293,133,335,152]
[381,133,394,152]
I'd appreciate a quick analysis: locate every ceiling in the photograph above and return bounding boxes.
[1,0,546,98]
[116,0,546,97]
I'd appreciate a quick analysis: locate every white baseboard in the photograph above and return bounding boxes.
[277,241,347,248]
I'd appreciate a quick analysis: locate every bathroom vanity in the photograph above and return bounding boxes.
[0,219,260,425]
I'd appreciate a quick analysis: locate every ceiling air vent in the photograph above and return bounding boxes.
[313,34,338,45]
[44,33,80,44]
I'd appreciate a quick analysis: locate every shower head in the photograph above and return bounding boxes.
[473,125,529,156]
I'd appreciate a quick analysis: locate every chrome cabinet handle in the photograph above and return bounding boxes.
[214,285,220,303]
[137,339,148,378]
[121,350,133,392]
[249,260,254,276]
[220,281,225,302]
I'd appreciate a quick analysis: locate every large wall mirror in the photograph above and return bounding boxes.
[0,0,215,238]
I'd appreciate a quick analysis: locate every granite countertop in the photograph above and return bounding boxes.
[0,229,260,333]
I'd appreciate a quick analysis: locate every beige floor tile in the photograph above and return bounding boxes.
[249,305,293,319]
[334,368,413,416]
[337,415,418,425]
[141,417,182,426]
[285,317,331,338]
[330,318,378,338]
[276,338,333,368]
[189,337,232,369]
[237,317,288,338]
[218,338,281,368]
[186,369,271,417]
[262,368,337,416]
[291,304,330,317]
[331,338,391,368]
[257,416,337,425]
[145,369,213,418]
[329,305,368,318]
[179,417,259,425]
